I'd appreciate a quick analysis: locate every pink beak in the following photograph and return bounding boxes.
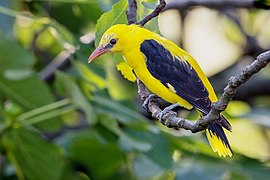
[88,46,109,63]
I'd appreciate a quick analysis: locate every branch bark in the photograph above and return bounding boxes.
[137,0,166,26]
[126,0,137,24]
[164,0,270,11]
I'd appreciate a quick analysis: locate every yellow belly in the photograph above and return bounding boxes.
[134,65,193,110]
[123,48,193,110]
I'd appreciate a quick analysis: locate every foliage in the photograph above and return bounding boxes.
[0,0,270,180]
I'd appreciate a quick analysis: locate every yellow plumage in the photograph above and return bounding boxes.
[89,24,233,157]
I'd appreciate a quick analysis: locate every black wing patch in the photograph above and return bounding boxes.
[140,39,211,114]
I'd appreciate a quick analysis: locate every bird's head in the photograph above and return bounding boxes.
[88,24,135,63]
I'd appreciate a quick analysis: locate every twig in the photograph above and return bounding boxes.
[136,78,150,101]
[126,0,137,24]
[38,48,76,82]
[137,0,166,26]
[164,0,270,11]
[209,57,270,102]
[39,39,94,82]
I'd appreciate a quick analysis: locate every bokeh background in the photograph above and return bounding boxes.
[0,0,270,179]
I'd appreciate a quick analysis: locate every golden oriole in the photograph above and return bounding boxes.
[88,24,233,157]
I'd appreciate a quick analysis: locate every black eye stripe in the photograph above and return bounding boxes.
[104,43,113,49]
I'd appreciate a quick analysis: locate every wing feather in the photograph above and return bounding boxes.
[140,39,211,114]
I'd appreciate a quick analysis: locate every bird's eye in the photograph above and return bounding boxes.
[110,39,117,45]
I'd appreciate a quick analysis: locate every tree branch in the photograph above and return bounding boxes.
[137,0,166,26]
[39,47,76,82]
[126,0,137,24]
[164,0,270,11]
[145,50,270,133]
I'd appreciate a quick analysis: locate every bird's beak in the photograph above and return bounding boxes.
[88,46,109,63]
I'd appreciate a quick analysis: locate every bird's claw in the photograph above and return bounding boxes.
[142,94,161,113]
[158,103,179,125]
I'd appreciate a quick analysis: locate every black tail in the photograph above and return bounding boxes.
[217,115,232,131]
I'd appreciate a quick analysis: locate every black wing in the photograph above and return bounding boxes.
[140,39,211,114]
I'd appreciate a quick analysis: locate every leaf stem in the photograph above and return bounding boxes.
[19,104,77,127]
[17,99,72,122]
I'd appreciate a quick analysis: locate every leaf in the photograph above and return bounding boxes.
[132,154,164,179]
[226,119,270,160]
[93,95,156,131]
[0,77,48,112]
[48,1,102,34]
[3,69,34,81]
[99,117,152,152]
[2,128,64,180]
[106,59,137,100]
[0,34,54,109]
[54,71,97,124]
[69,129,124,179]
[137,0,160,33]
[0,34,34,73]
[226,100,251,117]
[174,155,270,180]
[244,108,270,128]
[0,29,62,131]
[125,128,173,169]
[95,0,128,47]
[0,76,54,110]
[74,61,106,89]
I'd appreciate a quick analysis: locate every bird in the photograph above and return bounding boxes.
[88,24,233,157]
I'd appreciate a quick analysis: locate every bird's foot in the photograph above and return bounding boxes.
[142,94,162,113]
[158,103,179,125]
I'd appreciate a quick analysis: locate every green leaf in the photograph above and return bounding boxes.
[3,69,34,81]
[95,0,128,47]
[0,35,62,131]
[0,34,55,109]
[99,117,152,152]
[0,75,63,131]
[132,154,164,179]
[173,155,270,180]
[17,101,77,128]
[74,61,106,90]
[93,95,156,131]
[49,2,102,34]
[0,34,34,73]
[125,128,173,169]
[2,128,64,180]
[106,58,137,100]
[54,71,97,124]
[0,75,54,110]
[244,108,270,128]
[69,129,124,179]
[137,0,160,33]
[3,100,23,118]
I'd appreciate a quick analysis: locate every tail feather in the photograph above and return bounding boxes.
[217,115,232,131]
[206,122,233,157]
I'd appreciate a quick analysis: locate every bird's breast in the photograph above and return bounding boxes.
[122,49,192,109]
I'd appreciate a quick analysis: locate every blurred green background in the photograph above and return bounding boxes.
[0,0,270,179]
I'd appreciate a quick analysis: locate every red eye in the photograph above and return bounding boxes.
[110,39,117,45]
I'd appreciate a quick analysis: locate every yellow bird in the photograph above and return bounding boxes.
[88,24,233,157]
